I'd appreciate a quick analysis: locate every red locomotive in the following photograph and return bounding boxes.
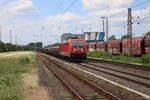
[60,38,87,59]
[39,38,87,60]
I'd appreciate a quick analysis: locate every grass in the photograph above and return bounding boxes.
[141,54,150,66]
[46,69,73,100]
[89,93,98,100]
[0,51,37,100]
[87,51,150,66]
[37,56,73,100]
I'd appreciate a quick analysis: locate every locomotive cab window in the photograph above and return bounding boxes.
[71,41,84,48]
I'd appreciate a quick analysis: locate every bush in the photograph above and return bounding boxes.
[141,54,150,64]
[87,51,112,59]
[145,31,150,36]
[89,93,97,100]
[19,57,30,64]
[112,54,129,61]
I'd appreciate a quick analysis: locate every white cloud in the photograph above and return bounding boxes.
[60,12,82,21]
[1,0,150,46]
[81,0,133,9]
[0,0,39,23]
[89,8,127,17]
[48,12,82,22]
[133,7,150,18]
[8,0,33,13]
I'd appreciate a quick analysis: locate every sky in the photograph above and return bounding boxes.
[0,0,150,46]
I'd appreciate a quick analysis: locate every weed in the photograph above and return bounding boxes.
[141,54,150,65]
[89,93,98,100]
[0,51,36,100]
[66,94,73,100]
[87,51,112,59]
[87,51,146,66]
[19,57,30,64]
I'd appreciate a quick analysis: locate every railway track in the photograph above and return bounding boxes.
[38,53,119,100]
[86,58,150,82]
[72,58,150,96]
[87,58,150,71]
[79,63,150,88]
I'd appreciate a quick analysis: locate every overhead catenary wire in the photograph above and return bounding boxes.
[108,0,150,18]
[85,1,150,32]
[108,2,150,30]
[55,0,65,14]
[49,0,78,29]
[133,17,150,25]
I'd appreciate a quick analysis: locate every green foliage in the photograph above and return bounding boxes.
[19,57,30,64]
[111,54,141,64]
[145,31,150,36]
[44,43,60,48]
[0,41,43,53]
[121,35,129,39]
[36,42,43,49]
[108,35,116,40]
[66,95,73,100]
[87,51,112,59]
[0,52,36,100]
[87,51,143,65]
[89,93,98,100]
[0,74,22,100]
[141,54,150,64]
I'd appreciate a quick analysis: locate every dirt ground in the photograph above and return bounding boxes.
[22,68,53,100]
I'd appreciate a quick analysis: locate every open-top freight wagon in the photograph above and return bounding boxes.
[87,36,150,56]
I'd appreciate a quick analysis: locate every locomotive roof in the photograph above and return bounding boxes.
[68,38,85,41]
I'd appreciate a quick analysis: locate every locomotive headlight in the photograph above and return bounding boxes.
[72,48,76,52]
[72,48,84,52]
[80,48,84,51]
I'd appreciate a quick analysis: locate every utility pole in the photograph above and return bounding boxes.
[101,17,109,41]
[15,34,17,51]
[15,34,17,45]
[10,30,12,44]
[127,8,133,56]
[76,26,78,32]
[0,25,1,42]
[106,18,109,41]
[101,17,105,32]
[82,28,84,34]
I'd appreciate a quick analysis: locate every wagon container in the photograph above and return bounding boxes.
[144,36,150,54]
[96,41,106,52]
[122,37,144,56]
[107,39,122,54]
[88,42,96,51]
[132,37,144,56]
[122,38,130,55]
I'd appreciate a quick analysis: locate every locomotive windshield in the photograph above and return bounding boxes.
[72,41,84,48]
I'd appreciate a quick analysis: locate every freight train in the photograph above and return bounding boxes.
[87,36,150,56]
[38,38,87,61]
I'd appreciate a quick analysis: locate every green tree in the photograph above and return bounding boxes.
[28,42,36,50]
[145,31,150,36]
[121,35,129,39]
[108,35,116,40]
[5,43,13,52]
[0,42,5,52]
[36,42,43,49]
